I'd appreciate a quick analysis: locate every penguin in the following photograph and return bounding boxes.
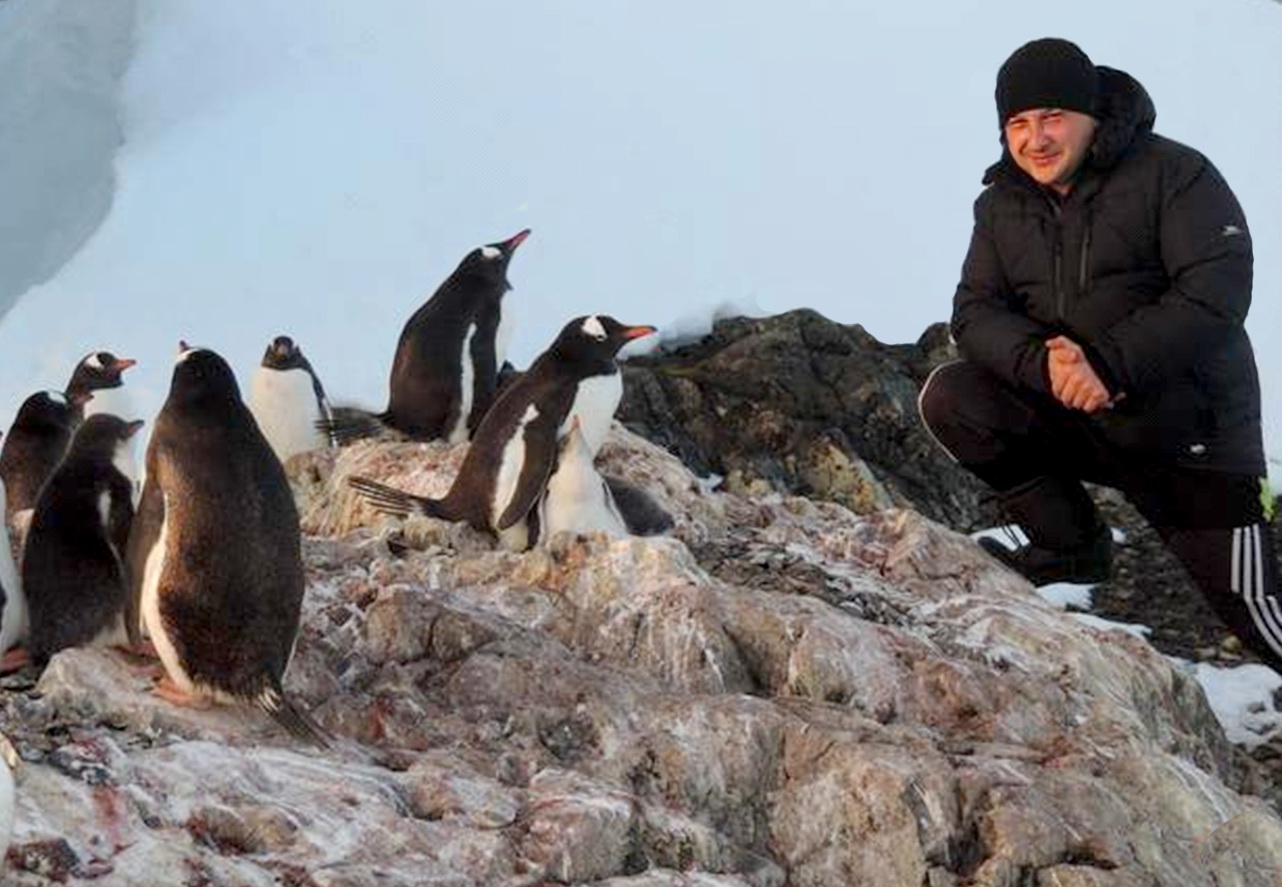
[604,475,676,537]
[532,417,628,544]
[0,473,29,673]
[325,229,531,444]
[22,415,142,664]
[248,335,335,464]
[0,732,16,859]
[66,350,137,423]
[350,314,656,550]
[0,390,87,518]
[125,345,326,745]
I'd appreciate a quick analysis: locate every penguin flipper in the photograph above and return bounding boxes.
[124,475,164,650]
[317,407,386,446]
[257,683,331,749]
[348,476,447,520]
[495,423,558,532]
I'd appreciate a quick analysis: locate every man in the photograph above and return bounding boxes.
[918,38,1281,671]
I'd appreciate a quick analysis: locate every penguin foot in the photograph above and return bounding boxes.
[153,677,212,709]
[0,647,31,675]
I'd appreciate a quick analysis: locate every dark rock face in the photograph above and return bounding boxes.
[619,309,988,530]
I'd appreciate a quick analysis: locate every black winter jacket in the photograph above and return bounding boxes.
[952,67,1263,474]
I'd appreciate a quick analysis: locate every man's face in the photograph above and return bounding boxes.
[1004,108,1097,193]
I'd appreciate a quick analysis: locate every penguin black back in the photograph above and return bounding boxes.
[384,229,530,441]
[23,415,142,664]
[128,346,325,745]
[0,391,84,516]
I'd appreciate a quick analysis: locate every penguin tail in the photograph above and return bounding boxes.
[348,476,447,520]
[317,407,386,446]
[258,685,331,748]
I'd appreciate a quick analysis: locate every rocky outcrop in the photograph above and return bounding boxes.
[2,428,1281,885]
[618,309,987,531]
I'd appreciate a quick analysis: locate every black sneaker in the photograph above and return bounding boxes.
[977,525,1113,586]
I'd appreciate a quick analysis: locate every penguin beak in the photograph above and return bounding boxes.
[498,228,531,255]
[621,325,658,341]
[114,358,137,372]
[123,419,146,439]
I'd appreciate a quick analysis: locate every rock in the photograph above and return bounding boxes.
[617,309,988,529]
[2,412,1280,885]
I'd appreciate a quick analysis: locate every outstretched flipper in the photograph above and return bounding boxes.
[317,407,389,446]
[348,476,446,520]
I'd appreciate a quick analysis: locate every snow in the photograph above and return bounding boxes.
[0,1,1279,473]
[1191,661,1282,747]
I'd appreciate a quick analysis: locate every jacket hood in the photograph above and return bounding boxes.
[983,66,1156,187]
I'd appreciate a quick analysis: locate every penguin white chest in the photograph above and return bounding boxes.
[249,368,327,463]
[449,324,479,444]
[0,482,27,655]
[84,387,136,421]
[140,496,194,692]
[561,373,622,457]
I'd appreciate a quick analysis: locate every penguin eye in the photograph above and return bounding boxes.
[479,246,501,260]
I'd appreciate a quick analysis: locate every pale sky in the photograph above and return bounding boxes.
[1,0,1279,468]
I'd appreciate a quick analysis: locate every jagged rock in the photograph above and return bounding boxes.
[2,425,1280,885]
[617,309,988,529]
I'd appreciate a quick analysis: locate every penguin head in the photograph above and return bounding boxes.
[455,228,531,292]
[261,335,310,371]
[67,350,137,398]
[553,315,658,364]
[67,414,145,460]
[168,344,243,411]
[12,390,84,433]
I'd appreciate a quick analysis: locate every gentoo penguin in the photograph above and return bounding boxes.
[125,345,326,745]
[248,335,335,464]
[604,475,676,537]
[0,732,16,859]
[351,315,656,550]
[327,229,531,444]
[66,350,137,422]
[0,474,28,672]
[0,390,87,518]
[22,415,142,664]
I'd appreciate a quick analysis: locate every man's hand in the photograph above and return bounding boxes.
[1045,336,1112,413]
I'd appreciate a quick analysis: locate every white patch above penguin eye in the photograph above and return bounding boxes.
[581,316,607,341]
[177,347,205,364]
[86,353,104,371]
[46,391,68,406]
[479,245,501,260]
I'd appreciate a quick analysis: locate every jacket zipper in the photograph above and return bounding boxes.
[1078,225,1092,297]
[1049,200,1065,322]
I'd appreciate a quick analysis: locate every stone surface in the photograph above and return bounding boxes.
[2,421,1281,885]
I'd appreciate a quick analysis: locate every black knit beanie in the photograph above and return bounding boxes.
[995,38,1098,127]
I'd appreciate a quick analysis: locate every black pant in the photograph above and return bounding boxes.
[919,359,1282,670]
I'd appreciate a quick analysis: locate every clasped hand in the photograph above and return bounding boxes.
[1045,336,1114,414]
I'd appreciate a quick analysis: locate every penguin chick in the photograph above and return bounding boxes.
[23,415,142,664]
[0,390,88,518]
